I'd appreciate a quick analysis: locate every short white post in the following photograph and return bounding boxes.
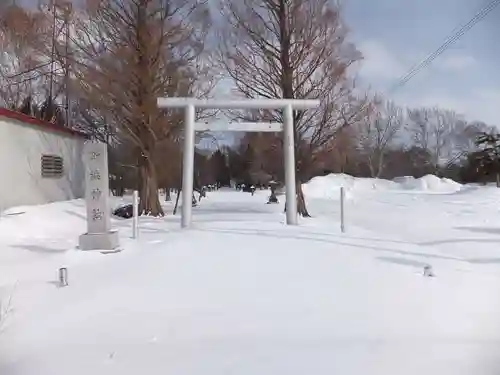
[340,187,345,233]
[283,104,298,225]
[58,267,68,287]
[132,190,139,238]
[181,104,196,228]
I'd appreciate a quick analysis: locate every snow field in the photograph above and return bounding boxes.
[1,175,500,374]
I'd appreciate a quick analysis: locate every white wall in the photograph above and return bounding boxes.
[0,115,85,211]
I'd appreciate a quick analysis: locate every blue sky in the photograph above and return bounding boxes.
[344,0,500,125]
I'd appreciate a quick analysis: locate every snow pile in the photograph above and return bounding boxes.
[0,199,101,286]
[303,174,396,200]
[303,174,355,200]
[304,173,462,199]
[0,200,88,243]
[395,175,463,193]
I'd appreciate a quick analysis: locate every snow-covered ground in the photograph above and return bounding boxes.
[2,174,500,374]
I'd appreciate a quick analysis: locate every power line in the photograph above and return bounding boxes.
[389,0,500,93]
[6,61,55,79]
[7,67,64,87]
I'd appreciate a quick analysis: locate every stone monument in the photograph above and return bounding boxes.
[78,140,120,251]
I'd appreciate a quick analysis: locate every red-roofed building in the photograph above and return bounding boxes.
[0,108,88,211]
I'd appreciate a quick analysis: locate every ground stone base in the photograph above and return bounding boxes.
[79,231,120,251]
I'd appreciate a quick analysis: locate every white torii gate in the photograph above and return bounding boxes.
[157,98,320,228]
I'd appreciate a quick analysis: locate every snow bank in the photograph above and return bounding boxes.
[303,174,354,200]
[304,173,462,199]
[395,175,462,193]
[303,174,397,200]
[0,199,88,243]
[0,199,103,286]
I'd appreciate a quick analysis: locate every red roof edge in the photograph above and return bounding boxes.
[0,107,89,138]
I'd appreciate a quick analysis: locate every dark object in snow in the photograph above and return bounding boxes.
[4,211,25,216]
[267,194,279,204]
[267,180,279,203]
[242,184,253,193]
[423,265,435,277]
[113,204,133,219]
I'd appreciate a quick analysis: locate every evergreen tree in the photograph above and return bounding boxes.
[474,132,500,186]
[211,150,231,186]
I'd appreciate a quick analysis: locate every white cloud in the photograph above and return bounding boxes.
[354,40,498,125]
[435,55,477,71]
[471,88,500,125]
[397,88,500,125]
[357,40,406,81]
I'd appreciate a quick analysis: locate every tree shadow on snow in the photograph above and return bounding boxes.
[64,209,86,220]
[416,227,500,264]
[376,256,429,268]
[231,227,500,265]
[195,227,462,263]
[194,205,278,215]
[420,238,500,246]
[454,226,500,235]
[198,227,500,265]
[9,244,69,254]
[466,258,500,264]
[198,226,411,245]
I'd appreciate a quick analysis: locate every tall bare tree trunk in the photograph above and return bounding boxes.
[173,188,181,215]
[138,155,163,216]
[296,180,310,217]
[368,158,376,178]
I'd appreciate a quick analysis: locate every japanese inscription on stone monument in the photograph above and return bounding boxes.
[83,140,111,234]
[79,140,119,250]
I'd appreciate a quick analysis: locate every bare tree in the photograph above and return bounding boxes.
[238,132,284,183]
[446,120,492,164]
[358,99,404,178]
[0,4,50,109]
[317,126,360,174]
[217,0,370,216]
[71,0,210,216]
[408,107,480,173]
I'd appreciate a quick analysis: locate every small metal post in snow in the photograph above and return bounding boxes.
[340,187,345,233]
[59,267,68,287]
[132,190,139,239]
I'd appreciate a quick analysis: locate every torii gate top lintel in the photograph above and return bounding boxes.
[157,98,320,110]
